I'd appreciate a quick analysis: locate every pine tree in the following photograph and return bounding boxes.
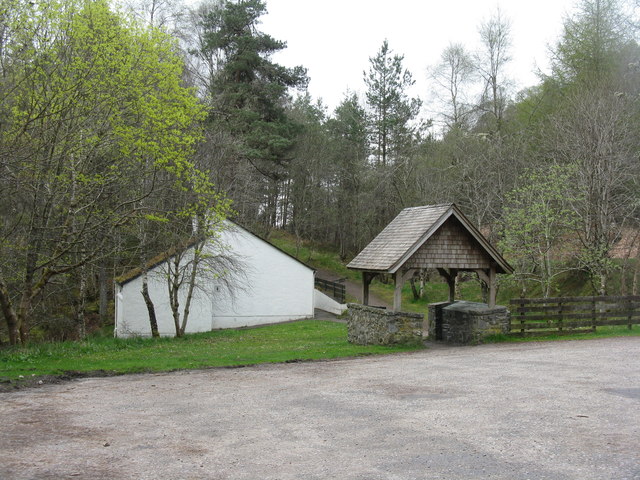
[364,40,421,167]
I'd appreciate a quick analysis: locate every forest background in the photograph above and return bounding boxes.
[0,0,638,345]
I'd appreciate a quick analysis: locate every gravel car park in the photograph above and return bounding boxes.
[1,337,639,479]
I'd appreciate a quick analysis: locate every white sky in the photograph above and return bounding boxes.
[260,0,578,114]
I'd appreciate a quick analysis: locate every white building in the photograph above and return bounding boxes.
[114,222,337,337]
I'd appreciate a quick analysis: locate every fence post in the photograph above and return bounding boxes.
[628,296,633,331]
[592,297,597,332]
[558,300,563,332]
[520,296,525,334]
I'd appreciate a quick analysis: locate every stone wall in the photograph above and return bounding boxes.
[347,304,425,346]
[429,301,509,344]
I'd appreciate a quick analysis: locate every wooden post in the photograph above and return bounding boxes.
[558,300,563,332]
[447,269,457,302]
[393,272,403,312]
[392,269,415,312]
[362,272,371,306]
[488,266,497,308]
[520,296,525,334]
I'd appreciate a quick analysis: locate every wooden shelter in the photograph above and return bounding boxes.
[347,204,513,310]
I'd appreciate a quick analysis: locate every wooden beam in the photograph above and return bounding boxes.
[363,272,371,306]
[448,269,457,302]
[489,265,497,308]
[437,268,457,302]
[475,268,497,307]
[393,269,415,312]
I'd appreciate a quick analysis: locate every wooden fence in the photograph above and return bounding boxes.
[509,295,640,336]
[315,278,346,304]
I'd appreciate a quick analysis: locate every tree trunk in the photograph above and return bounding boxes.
[599,272,607,297]
[180,246,202,336]
[409,276,419,300]
[76,265,88,340]
[17,294,31,344]
[141,271,159,337]
[168,258,182,337]
[0,276,20,345]
[99,263,109,326]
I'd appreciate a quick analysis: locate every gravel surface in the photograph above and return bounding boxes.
[1,337,639,479]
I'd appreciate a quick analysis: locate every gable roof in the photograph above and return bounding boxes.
[115,221,314,286]
[347,203,513,274]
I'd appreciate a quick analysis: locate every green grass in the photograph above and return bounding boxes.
[485,324,640,343]
[268,230,362,283]
[0,320,422,381]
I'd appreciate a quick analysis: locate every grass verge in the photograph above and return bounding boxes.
[0,320,422,386]
[484,325,640,343]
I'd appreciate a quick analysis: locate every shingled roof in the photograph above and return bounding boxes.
[347,203,513,275]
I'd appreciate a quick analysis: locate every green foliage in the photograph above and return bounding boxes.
[198,0,307,179]
[552,0,635,88]
[500,165,581,296]
[364,39,422,166]
[0,0,224,344]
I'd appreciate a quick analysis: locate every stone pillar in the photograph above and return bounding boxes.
[440,301,509,344]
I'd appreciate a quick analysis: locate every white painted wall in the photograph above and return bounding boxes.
[313,289,347,315]
[115,223,315,337]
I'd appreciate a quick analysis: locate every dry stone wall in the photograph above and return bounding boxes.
[347,304,425,346]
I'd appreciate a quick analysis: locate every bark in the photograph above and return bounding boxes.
[141,271,159,337]
[99,263,109,326]
[168,257,182,337]
[75,264,87,340]
[179,247,201,336]
[409,276,419,300]
[0,276,20,345]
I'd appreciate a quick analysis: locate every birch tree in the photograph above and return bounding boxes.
[0,0,207,344]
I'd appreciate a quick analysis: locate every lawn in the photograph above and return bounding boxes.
[485,324,640,342]
[0,320,422,382]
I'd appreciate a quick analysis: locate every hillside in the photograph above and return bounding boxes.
[267,229,638,314]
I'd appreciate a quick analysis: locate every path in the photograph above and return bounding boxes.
[315,268,391,309]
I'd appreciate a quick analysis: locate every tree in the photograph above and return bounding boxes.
[161,221,243,338]
[500,165,580,297]
[364,39,422,167]
[550,89,639,294]
[0,0,208,344]
[476,8,512,132]
[363,40,423,233]
[552,0,637,88]
[545,0,640,294]
[326,92,371,257]
[429,43,477,131]
[194,0,307,230]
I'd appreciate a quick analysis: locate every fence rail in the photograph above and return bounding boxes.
[315,278,346,304]
[508,295,640,336]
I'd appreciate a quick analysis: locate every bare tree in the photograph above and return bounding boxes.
[550,88,639,294]
[476,8,512,132]
[429,43,477,131]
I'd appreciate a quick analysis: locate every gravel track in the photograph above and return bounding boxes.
[1,337,639,479]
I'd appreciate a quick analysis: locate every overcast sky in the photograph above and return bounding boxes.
[260,0,579,114]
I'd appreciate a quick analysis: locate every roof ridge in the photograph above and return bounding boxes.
[401,203,452,211]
